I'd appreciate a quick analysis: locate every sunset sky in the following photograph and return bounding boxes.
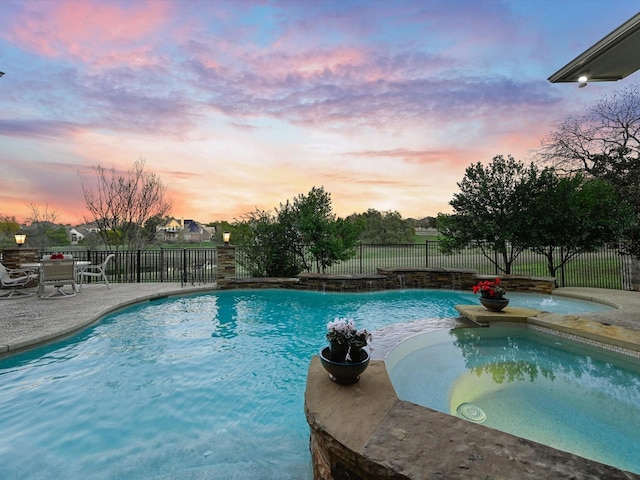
[1,0,639,226]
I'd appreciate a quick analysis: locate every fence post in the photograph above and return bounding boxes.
[560,246,565,287]
[359,244,363,274]
[182,249,187,286]
[217,244,236,288]
[425,240,429,268]
[136,250,141,283]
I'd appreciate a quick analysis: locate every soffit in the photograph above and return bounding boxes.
[548,12,640,83]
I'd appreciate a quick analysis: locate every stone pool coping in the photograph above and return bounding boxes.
[305,357,639,480]
[305,288,640,479]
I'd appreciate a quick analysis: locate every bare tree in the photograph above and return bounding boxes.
[537,83,640,178]
[81,159,172,250]
[537,84,640,257]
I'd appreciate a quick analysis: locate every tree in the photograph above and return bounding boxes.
[524,175,632,277]
[538,84,640,255]
[351,209,415,244]
[440,154,631,278]
[81,159,172,250]
[234,187,363,276]
[438,155,541,274]
[0,214,20,248]
[141,214,165,246]
[234,208,303,277]
[26,203,59,250]
[288,186,362,272]
[538,84,640,176]
[46,226,71,247]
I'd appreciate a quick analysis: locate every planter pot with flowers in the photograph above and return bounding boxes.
[319,318,371,385]
[473,278,509,312]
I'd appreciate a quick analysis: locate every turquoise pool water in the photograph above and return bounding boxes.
[387,326,640,474]
[0,290,613,479]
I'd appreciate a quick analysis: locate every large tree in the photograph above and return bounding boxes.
[439,154,631,277]
[234,208,303,277]
[524,175,632,277]
[538,84,640,176]
[234,187,363,276]
[438,155,542,274]
[81,159,172,250]
[288,186,362,272]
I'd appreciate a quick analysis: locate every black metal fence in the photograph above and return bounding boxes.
[46,242,631,290]
[236,242,631,290]
[43,248,218,286]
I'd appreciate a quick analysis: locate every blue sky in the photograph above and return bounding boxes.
[1,0,638,225]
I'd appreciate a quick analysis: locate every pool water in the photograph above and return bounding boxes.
[0,289,613,479]
[387,326,640,474]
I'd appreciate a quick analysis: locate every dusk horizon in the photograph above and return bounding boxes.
[1,0,638,225]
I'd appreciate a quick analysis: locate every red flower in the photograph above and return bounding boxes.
[472,278,505,297]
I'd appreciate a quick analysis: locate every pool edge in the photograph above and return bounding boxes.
[455,304,640,355]
[305,356,640,480]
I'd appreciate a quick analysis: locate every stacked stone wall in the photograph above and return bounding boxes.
[242,269,556,294]
[217,246,556,294]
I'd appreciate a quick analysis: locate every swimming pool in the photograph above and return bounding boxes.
[386,325,640,474]
[0,289,613,479]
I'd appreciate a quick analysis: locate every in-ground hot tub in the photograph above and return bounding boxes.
[385,325,640,475]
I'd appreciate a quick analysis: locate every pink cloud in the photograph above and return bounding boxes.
[7,0,173,68]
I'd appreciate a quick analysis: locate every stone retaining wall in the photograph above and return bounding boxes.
[229,269,556,294]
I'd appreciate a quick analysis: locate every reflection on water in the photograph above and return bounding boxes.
[471,360,554,384]
[449,326,640,392]
[450,328,556,384]
[389,325,640,474]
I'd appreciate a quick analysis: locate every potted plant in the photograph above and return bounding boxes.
[319,317,372,384]
[472,277,509,311]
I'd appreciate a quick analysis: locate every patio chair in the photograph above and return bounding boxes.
[38,259,77,298]
[77,254,115,290]
[0,263,38,299]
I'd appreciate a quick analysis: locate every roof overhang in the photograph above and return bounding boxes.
[548,12,640,84]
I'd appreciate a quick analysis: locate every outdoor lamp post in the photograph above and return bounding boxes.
[14,233,27,247]
[223,231,231,244]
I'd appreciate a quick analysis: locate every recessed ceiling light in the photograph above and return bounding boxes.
[578,75,588,82]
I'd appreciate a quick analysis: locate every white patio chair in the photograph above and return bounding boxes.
[77,254,115,290]
[0,263,38,299]
[38,259,78,298]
